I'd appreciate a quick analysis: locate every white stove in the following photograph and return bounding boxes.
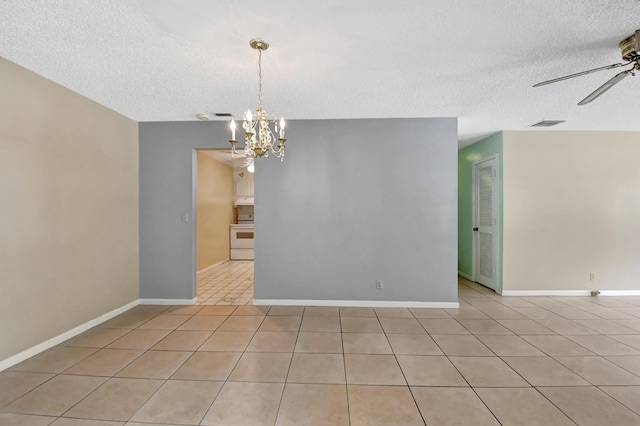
[230,223,254,260]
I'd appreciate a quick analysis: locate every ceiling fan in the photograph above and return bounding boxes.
[533,29,639,105]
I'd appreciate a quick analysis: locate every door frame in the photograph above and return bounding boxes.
[471,154,501,292]
[192,148,256,301]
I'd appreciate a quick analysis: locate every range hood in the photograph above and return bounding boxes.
[235,196,254,206]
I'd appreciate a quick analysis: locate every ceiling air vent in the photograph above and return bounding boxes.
[196,113,234,120]
[530,120,565,127]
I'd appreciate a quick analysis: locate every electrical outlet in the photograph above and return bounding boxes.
[589,272,596,281]
[375,279,383,289]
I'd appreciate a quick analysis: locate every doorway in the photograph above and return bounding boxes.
[197,260,254,305]
[195,149,255,304]
[472,155,499,292]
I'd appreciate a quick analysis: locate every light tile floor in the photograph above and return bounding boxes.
[197,260,254,305]
[2,278,640,425]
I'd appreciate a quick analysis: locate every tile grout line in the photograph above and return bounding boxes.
[378,309,427,425]
[340,308,353,426]
[412,306,504,424]
[60,306,197,424]
[271,307,302,426]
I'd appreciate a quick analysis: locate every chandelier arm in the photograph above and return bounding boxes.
[271,142,285,156]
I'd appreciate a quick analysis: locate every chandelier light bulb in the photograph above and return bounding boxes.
[247,161,255,173]
[279,117,285,138]
[230,119,236,140]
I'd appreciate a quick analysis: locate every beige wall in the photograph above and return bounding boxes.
[196,151,234,271]
[502,130,640,291]
[0,58,139,362]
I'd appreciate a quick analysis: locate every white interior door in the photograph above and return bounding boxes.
[473,156,499,291]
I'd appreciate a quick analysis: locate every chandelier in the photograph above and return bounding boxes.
[229,38,287,160]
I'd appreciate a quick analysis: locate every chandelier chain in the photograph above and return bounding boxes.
[257,48,263,111]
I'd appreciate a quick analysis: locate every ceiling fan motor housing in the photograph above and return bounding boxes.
[619,30,640,61]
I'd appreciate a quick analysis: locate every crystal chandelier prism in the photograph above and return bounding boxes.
[229,39,286,160]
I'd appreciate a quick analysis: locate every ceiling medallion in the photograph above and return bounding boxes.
[229,38,287,162]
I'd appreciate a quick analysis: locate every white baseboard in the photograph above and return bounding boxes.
[139,297,197,305]
[458,271,473,281]
[598,290,640,296]
[501,290,640,297]
[197,259,229,274]
[253,299,459,308]
[501,290,589,296]
[0,299,139,373]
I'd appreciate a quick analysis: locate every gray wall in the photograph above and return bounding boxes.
[139,122,229,299]
[139,118,457,303]
[255,118,458,303]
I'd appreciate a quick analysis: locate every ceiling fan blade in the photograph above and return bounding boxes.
[577,70,631,105]
[533,62,628,87]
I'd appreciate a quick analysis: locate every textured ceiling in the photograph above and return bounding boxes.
[1,0,639,146]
